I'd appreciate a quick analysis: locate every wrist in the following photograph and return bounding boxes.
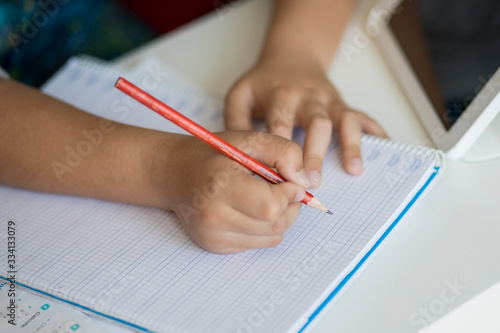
[259,44,330,73]
[147,132,187,211]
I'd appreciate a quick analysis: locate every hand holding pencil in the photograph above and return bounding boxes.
[115,78,330,212]
[115,78,332,253]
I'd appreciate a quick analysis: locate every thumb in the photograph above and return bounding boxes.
[238,132,310,189]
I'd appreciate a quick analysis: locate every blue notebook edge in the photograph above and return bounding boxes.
[0,277,151,332]
[298,165,440,333]
[1,167,440,333]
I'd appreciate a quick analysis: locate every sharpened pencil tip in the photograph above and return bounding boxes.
[326,210,333,215]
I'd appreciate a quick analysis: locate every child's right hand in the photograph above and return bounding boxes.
[152,131,310,254]
[0,79,309,254]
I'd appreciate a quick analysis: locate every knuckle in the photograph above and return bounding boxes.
[337,110,360,128]
[364,121,379,133]
[338,110,359,123]
[344,143,361,155]
[268,116,289,133]
[300,78,326,92]
[200,238,231,254]
[195,232,221,253]
[270,217,288,234]
[269,110,293,130]
[365,117,384,133]
[308,113,332,130]
[282,140,302,157]
[305,153,323,167]
[329,97,346,110]
[197,233,214,248]
[261,200,282,221]
[271,86,293,100]
[198,208,220,229]
[269,88,295,115]
[268,235,284,248]
[343,109,361,120]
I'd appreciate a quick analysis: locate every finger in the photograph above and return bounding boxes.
[220,232,286,251]
[227,175,305,220]
[193,218,288,253]
[225,82,254,130]
[218,248,249,254]
[299,101,333,188]
[264,88,300,139]
[358,113,389,138]
[195,227,285,253]
[272,200,301,234]
[222,201,301,236]
[223,201,304,248]
[242,132,310,188]
[337,111,364,175]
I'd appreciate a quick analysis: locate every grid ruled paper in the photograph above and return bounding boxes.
[0,57,440,333]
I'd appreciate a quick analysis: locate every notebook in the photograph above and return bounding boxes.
[0,56,445,333]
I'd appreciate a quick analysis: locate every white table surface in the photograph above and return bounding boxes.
[421,280,500,333]
[115,1,500,332]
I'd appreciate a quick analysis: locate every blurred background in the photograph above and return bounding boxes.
[0,0,236,86]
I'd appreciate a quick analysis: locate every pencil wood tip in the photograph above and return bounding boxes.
[306,197,330,214]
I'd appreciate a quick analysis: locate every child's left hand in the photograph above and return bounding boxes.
[225,54,388,187]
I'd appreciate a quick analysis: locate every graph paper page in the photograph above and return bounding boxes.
[0,57,439,333]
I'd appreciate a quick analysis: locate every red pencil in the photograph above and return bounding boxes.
[115,77,332,214]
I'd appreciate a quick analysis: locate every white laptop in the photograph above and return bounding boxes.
[369,0,500,158]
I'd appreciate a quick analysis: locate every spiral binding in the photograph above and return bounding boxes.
[65,55,223,107]
[361,134,446,170]
[68,55,114,72]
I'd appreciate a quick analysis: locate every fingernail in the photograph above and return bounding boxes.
[350,158,364,174]
[294,189,306,202]
[295,169,310,188]
[308,170,321,188]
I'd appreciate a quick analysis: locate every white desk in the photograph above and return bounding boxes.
[115,1,500,332]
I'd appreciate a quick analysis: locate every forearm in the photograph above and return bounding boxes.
[0,78,177,210]
[262,0,356,70]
